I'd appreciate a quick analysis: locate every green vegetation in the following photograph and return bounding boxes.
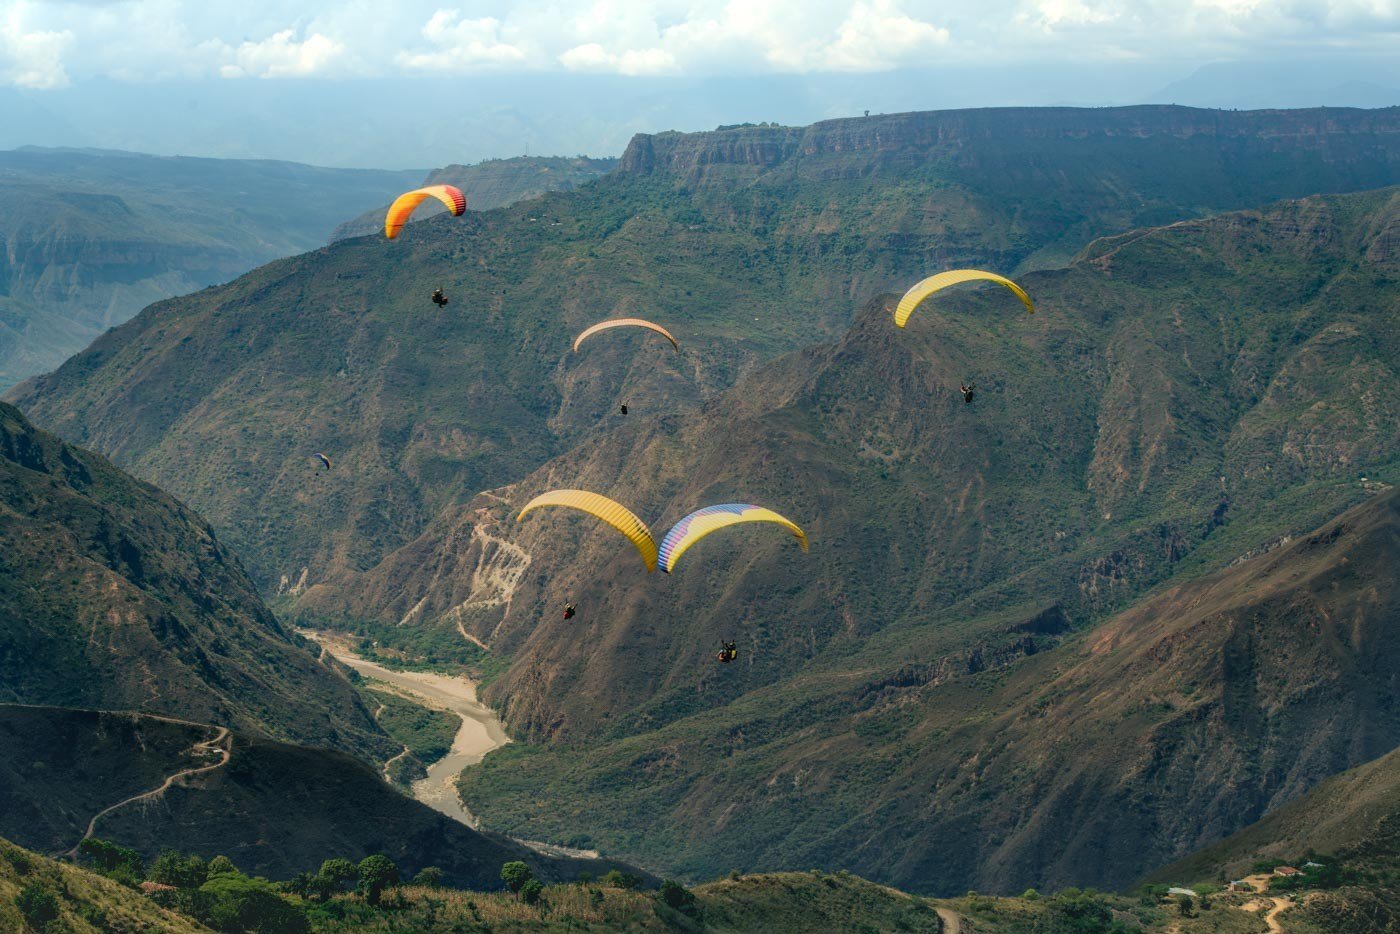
[0,402,394,762]
[361,684,459,765]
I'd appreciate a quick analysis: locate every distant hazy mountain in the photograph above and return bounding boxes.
[1150,59,1400,110]
[0,148,422,387]
[330,156,618,242]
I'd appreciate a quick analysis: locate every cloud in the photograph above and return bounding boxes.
[396,10,528,71]
[1,5,73,89]
[211,29,344,79]
[1,0,1397,90]
[558,42,677,75]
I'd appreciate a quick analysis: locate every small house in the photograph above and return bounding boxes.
[1227,880,1250,891]
[1274,866,1304,877]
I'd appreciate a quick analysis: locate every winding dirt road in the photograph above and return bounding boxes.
[65,724,231,857]
[935,907,963,933]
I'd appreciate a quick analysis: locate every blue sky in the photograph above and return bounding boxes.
[2,1,1397,166]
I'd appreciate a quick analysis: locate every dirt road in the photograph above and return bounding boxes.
[65,723,230,857]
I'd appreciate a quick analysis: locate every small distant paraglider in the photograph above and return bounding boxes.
[384,185,467,239]
[431,288,449,308]
[717,640,738,664]
[314,453,331,471]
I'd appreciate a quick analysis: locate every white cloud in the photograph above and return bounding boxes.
[1,0,1397,89]
[1,5,73,89]
[210,29,344,79]
[396,10,528,71]
[559,42,677,75]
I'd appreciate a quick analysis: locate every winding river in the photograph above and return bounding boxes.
[300,630,598,859]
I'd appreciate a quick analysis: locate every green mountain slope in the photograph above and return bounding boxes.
[0,836,208,932]
[0,401,390,759]
[0,147,422,387]
[457,488,1399,895]
[9,106,1399,604]
[0,705,639,889]
[330,156,618,242]
[1149,743,1400,886]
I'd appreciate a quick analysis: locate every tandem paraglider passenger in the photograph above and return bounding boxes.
[717,640,738,663]
[960,383,975,404]
[563,603,576,620]
[432,288,449,308]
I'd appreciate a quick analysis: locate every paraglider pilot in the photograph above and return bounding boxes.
[717,640,737,663]
[432,288,449,308]
[960,383,975,404]
[563,603,576,621]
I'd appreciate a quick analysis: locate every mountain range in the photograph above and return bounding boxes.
[5,104,1399,901]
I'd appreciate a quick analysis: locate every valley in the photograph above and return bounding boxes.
[3,98,1399,929]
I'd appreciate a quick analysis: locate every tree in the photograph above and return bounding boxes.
[16,884,59,930]
[659,879,696,914]
[1176,894,1195,917]
[200,874,307,933]
[77,838,144,884]
[519,879,544,906]
[319,858,357,888]
[601,869,641,890]
[207,856,237,876]
[412,866,444,888]
[501,861,534,896]
[149,849,210,889]
[357,855,399,906]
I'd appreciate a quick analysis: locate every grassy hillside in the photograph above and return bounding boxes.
[10,106,1399,601]
[0,147,422,386]
[0,402,391,759]
[0,705,638,890]
[457,489,1399,894]
[0,837,208,932]
[330,156,618,242]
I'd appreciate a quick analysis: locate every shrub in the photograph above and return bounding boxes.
[208,856,237,876]
[16,885,59,930]
[520,879,544,906]
[659,879,697,914]
[200,874,307,933]
[412,866,444,888]
[601,869,641,890]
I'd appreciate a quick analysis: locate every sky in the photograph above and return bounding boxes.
[2,0,1397,167]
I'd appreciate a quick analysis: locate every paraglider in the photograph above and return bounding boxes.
[384,185,467,240]
[620,404,629,415]
[573,319,680,354]
[894,270,1035,328]
[717,640,738,663]
[658,504,808,574]
[563,603,576,620]
[517,490,658,572]
[431,288,449,308]
[960,384,975,404]
[314,453,331,471]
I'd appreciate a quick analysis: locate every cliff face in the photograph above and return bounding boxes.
[620,106,1400,180]
[0,402,391,760]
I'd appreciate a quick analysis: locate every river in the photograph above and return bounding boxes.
[300,630,598,859]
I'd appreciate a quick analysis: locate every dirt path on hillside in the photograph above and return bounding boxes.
[64,724,230,857]
[935,907,963,933]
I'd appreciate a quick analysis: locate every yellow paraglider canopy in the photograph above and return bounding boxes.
[658,504,808,574]
[573,318,680,354]
[384,185,467,240]
[517,489,658,572]
[894,270,1035,328]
